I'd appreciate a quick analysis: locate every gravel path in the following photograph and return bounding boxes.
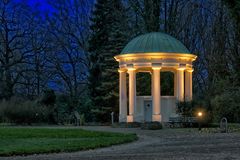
[2,126,240,160]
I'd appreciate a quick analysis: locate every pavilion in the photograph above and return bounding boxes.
[114,32,197,123]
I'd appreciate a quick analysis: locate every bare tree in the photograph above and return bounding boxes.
[128,0,161,32]
[0,0,44,99]
[46,0,93,100]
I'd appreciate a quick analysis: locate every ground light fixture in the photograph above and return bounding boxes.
[197,111,203,131]
[198,112,203,117]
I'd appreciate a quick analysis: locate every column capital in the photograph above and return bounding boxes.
[186,68,194,72]
[152,67,162,70]
[126,64,136,72]
[127,68,136,73]
[177,64,186,71]
[118,69,126,73]
[152,63,162,70]
[177,67,185,71]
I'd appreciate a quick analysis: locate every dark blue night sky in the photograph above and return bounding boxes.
[17,0,93,15]
[15,0,53,12]
[30,0,53,12]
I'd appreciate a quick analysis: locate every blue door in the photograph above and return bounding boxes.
[144,100,152,122]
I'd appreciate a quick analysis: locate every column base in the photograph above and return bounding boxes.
[119,115,127,122]
[152,114,162,122]
[184,96,192,102]
[127,115,134,122]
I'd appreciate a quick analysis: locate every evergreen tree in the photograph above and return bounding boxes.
[88,0,128,122]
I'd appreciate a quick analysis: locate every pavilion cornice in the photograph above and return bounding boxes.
[114,52,197,62]
[115,52,197,71]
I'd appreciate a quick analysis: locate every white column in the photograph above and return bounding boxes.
[151,71,153,97]
[177,68,185,101]
[127,68,136,122]
[152,67,161,122]
[174,71,177,97]
[118,69,127,122]
[185,69,193,101]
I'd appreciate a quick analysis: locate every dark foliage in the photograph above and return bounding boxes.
[0,0,239,124]
[40,89,56,106]
[176,101,195,117]
[88,0,128,122]
[0,97,51,124]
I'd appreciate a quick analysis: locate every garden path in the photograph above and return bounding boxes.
[2,126,240,160]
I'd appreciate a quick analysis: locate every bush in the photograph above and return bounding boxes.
[78,97,94,122]
[176,100,195,117]
[40,89,56,106]
[39,90,57,124]
[117,122,141,128]
[211,88,240,123]
[141,122,162,130]
[0,97,51,124]
[54,94,78,124]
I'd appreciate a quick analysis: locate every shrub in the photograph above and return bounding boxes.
[54,94,76,124]
[176,100,195,117]
[0,97,51,124]
[54,94,95,124]
[211,88,240,123]
[39,90,57,124]
[40,89,56,106]
[117,122,141,128]
[141,122,162,130]
[78,97,94,122]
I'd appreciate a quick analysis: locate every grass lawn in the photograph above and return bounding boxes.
[0,127,137,156]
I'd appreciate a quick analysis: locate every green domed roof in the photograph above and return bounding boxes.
[121,32,190,54]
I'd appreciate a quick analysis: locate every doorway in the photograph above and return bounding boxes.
[144,100,152,122]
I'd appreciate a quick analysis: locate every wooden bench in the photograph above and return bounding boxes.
[169,117,182,128]
[169,117,182,123]
[169,116,198,127]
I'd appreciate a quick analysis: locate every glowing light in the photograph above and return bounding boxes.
[198,112,203,117]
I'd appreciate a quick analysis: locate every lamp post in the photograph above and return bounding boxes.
[111,112,114,125]
[198,112,203,131]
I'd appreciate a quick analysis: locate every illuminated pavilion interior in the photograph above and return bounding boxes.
[114,32,197,123]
